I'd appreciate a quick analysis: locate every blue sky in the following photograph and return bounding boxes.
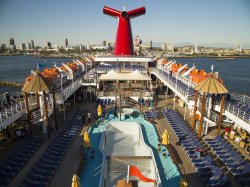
[0,0,249,47]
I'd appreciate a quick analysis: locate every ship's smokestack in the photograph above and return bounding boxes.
[103,6,146,56]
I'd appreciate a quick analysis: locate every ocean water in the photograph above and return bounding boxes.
[0,55,249,95]
[0,55,72,94]
[170,57,250,96]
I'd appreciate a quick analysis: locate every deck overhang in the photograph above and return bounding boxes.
[94,56,154,62]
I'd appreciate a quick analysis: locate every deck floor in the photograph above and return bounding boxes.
[3,92,247,187]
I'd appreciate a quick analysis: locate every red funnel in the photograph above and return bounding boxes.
[103,6,146,56]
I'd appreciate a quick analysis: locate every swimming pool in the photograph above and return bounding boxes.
[79,109,181,187]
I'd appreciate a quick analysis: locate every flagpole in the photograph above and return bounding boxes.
[127,165,130,183]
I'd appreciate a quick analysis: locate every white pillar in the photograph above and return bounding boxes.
[42,121,47,134]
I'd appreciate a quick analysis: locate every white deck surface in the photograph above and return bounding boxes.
[104,122,151,156]
[103,121,156,187]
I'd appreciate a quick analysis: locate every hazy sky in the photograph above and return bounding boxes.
[0,0,249,47]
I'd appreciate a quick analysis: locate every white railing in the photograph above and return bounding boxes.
[153,69,190,99]
[225,102,250,123]
[98,122,108,187]
[0,100,27,123]
[55,79,82,103]
[215,100,250,123]
[138,124,162,187]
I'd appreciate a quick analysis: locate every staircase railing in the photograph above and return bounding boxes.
[197,102,218,124]
[30,97,53,123]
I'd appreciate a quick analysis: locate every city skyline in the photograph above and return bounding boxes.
[0,0,250,47]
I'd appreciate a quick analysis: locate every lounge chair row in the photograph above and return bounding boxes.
[144,110,158,120]
[20,110,83,187]
[162,109,230,187]
[97,98,112,106]
[0,137,44,187]
[206,136,250,186]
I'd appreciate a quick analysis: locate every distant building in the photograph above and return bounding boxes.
[149,40,152,49]
[9,38,16,52]
[102,40,107,47]
[47,42,52,49]
[194,43,198,53]
[20,43,26,51]
[9,38,15,46]
[79,44,84,51]
[65,38,68,49]
[53,45,59,51]
[235,44,243,53]
[86,44,91,50]
[1,44,6,51]
[134,36,142,55]
[167,44,174,52]
[31,40,35,50]
[28,42,31,50]
[92,45,108,50]
[107,43,111,49]
[161,43,166,51]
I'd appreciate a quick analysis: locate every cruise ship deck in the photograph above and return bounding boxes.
[1,4,250,187]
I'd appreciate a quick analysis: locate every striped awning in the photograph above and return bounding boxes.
[22,73,55,92]
[194,75,228,94]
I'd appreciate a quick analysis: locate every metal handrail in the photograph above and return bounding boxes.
[215,100,250,123]
[0,101,26,123]
[154,69,190,99]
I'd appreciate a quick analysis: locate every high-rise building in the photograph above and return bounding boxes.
[47,42,52,49]
[28,42,31,50]
[149,40,152,49]
[9,38,15,45]
[133,36,142,55]
[102,40,107,47]
[161,43,166,51]
[107,42,112,49]
[86,44,90,50]
[9,38,16,51]
[235,44,243,53]
[65,38,68,49]
[1,44,6,51]
[31,40,35,50]
[20,43,26,51]
[79,44,83,51]
[167,44,174,52]
[194,42,198,53]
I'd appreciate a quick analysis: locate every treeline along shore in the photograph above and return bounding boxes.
[0,80,23,89]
